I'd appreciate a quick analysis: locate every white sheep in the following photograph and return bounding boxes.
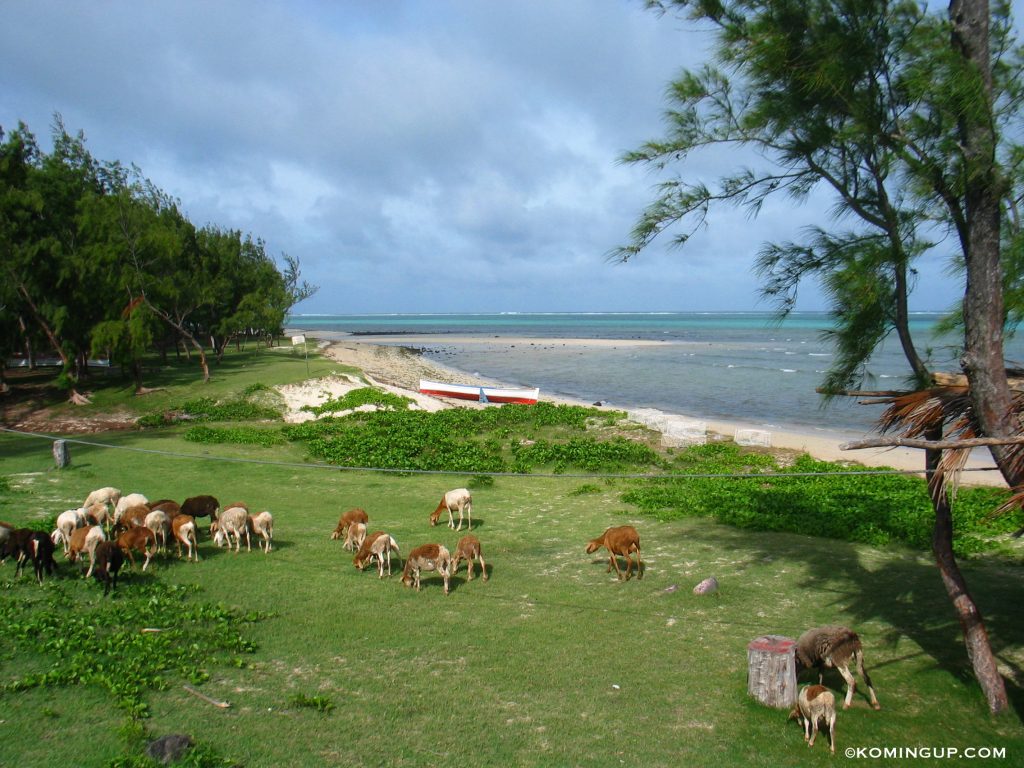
[83,486,121,510]
[113,493,149,525]
[429,488,473,531]
[248,511,274,553]
[53,508,88,556]
[144,509,171,553]
[212,506,250,552]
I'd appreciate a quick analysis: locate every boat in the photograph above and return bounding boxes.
[419,379,540,405]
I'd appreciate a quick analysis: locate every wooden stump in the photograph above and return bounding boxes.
[747,635,797,708]
[52,439,71,469]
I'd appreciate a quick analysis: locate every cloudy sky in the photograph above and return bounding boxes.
[1,1,1018,315]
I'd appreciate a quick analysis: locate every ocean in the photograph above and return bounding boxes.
[287,312,1024,436]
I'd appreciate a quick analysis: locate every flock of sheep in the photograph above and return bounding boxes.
[0,482,881,752]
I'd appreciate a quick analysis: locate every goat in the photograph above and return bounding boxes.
[171,514,200,561]
[795,626,880,710]
[211,506,250,552]
[91,541,125,596]
[180,495,220,526]
[343,522,367,553]
[354,532,399,578]
[452,535,487,581]
[248,511,274,553]
[67,525,106,577]
[116,527,157,571]
[113,493,149,524]
[585,525,643,581]
[429,488,472,531]
[145,509,171,552]
[401,543,452,595]
[83,486,121,510]
[789,685,837,753]
[332,508,369,541]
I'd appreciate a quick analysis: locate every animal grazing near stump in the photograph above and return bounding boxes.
[585,525,643,581]
[452,535,487,581]
[795,626,880,710]
[789,684,837,753]
[429,488,472,531]
[332,508,369,542]
[402,543,453,595]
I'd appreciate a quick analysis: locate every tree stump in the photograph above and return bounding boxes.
[747,635,797,708]
[52,439,71,469]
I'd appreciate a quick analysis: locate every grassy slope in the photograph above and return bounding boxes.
[1,348,1023,767]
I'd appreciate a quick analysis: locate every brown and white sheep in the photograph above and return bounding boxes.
[83,502,110,529]
[144,509,171,552]
[354,532,399,578]
[83,486,121,510]
[401,543,452,595]
[248,511,274,553]
[113,505,150,536]
[429,488,472,531]
[8,529,57,585]
[67,524,106,577]
[342,522,367,553]
[211,506,250,552]
[795,626,880,710]
[585,525,643,581]
[53,508,87,555]
[116,527,157,571]
[171,514,200,561]
[789,684,837,753]
[91,540,125,596]
[452,535,487,582]
[332,508,369,542]
[113,493,149,524]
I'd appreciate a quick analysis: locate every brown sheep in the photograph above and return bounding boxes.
[171,514,200,561]
[116,527,157,571]
[795,626,880,710]
[332,508,369,541]
[92,541,125,596]
[452,535,487,582]
[585,525,643,580]
[401,544,452,595]
[789,685,837,753]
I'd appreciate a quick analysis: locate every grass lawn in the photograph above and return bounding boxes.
[1,348,1023,767]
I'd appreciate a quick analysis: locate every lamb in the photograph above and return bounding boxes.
[795,626,880,710]
[67,524,106,577]
[401,543,453,595]
[113,493,149,524]
[585,525,643,581]
[452,535,487,582]
[354,532,399,578]
[248,511,274,553]
[83,486,121,510]
[116,527,157,571]
[789,685,837,753]
[429,488,472,531]
[53,508,87,555]
[211,506,250,552]
[91,541,125,596]
[145,509,171,553]
[180,495,220,527]
[343,522,367,553]
[332,508,369,542]
[171,514,200,561]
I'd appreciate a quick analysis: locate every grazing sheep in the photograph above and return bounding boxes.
[83,502,110,529]
[211,506,250,552]
[789,685,837,753]
[92,541,125,596]
[53,508,87,555]
[353,531,386,570]
[401,543,452,595]
[113,493,149,524]
[180,495,220,526]
[145,509,171,553]
[429,488,472,531]
[332,508,369,541]
[795,626,880,711]
[83,486,121,510]
[585,525,643,581]
[354,532,399,578]
[343,522,367,553]
[452,535,487,581]
[248,511,274,553]
[171,515,200,561]
[116,527,157,571]
[113,505,150,535]
[14,530,57,585]
[67,525,106,577]
[0,521,12,563]
[149,500,181,518]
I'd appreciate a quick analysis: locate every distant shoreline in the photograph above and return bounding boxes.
[287,327,1006,487]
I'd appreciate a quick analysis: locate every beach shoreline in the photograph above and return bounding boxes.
[289,329,1006,486]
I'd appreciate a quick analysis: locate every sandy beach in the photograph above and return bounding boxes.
[290,330,1006,487]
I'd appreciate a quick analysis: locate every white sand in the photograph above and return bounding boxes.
[289,331,1006,487]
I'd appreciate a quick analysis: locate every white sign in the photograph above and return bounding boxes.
[291,335,306,346]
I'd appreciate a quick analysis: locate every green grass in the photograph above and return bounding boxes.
[2,349,1024,766]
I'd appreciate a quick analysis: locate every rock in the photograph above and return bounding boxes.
[693,576,719,595]
[145,734,194,765]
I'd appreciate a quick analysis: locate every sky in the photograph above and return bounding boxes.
[1,0,1020,315]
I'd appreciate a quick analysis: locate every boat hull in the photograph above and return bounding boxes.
[419,379,539,405]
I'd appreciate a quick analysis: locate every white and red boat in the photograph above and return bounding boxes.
[419,379,540,405]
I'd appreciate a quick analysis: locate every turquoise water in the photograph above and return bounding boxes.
[288,312,1021,434]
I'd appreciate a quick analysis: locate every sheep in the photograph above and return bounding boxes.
[332,508,369,541]
[585,525,643,581]
[211,506,250,552]
[795,626,880,711]
[83,502,110,529]
[401,543,452,595]
[354,532,399,578]
[67,525,106,577]
[452,535,488,582]
[0,521,12,563]
[789,685,837,753]
[113,493,149,524]
[113,505,150,535]
[149,499,181,518]
[14,530,58,585]
[248,511,274,553]
[180,495,220,527]
[343,522,367,553]
[116,527,157,571]
[429,488,472,531]
[1,527,32,565]
[83,486,121,510]
[145,509,171,552]
[171,514,200,561]
[53,508,87,555]
[91,541,125,596]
